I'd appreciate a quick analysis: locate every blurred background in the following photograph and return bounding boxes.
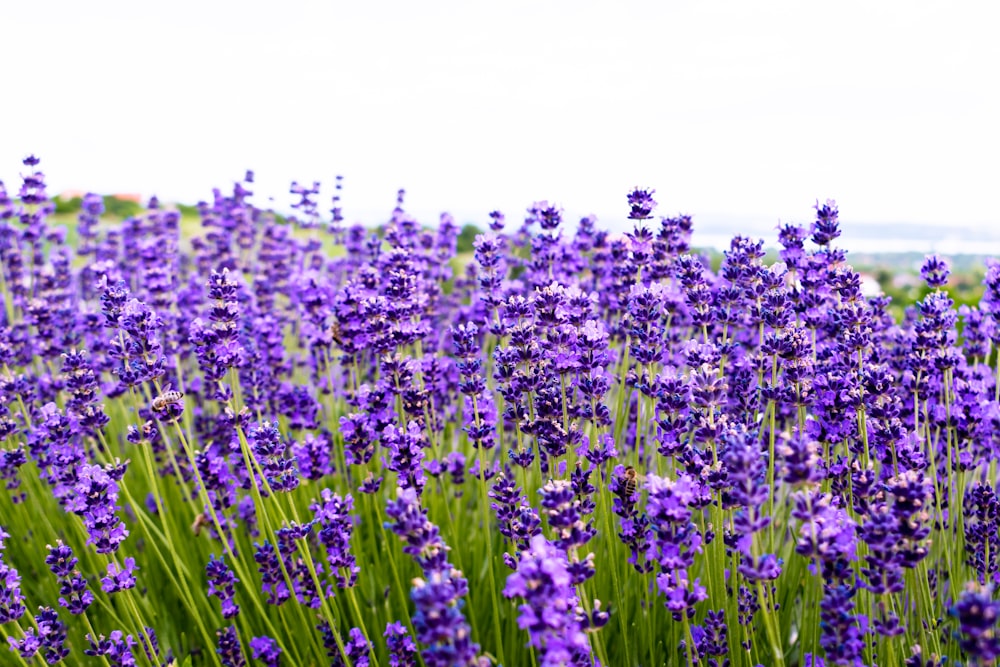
[2,0,998,301]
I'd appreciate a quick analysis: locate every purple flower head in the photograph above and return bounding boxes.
[10,607,69,664]
[777,222,809,268]
[408,569,480,667]
[325,626,370,667]
[488,210,505,231]
[0,446,27,502]
[645,473,703,569]
[793,492,858,567]
[490,472,542,552]
[818,582,867,667]
[920,254,950,289]
[657,570,708,619]
[253,541,290,606]
[383,422,427,494]
[249,636,281,667]
[311,489,359,590]
[811,199,840,246]
[100,278,131,329]
[781,431,826,487]
[531,201,563,231]
[504,534,591,667]
[340,412,376,466]
[691,610,729,665]
[101,557,138,594]
[69,463,129,554]
[85,630,137,666]
[216,625,245,667]
[206,554,240,619]
[722,430,769,511]
[627,187,658,220]
[46,542,93,615]
[385,621,418,667]
[292,432,333,481]
[385,487,450,573]
[248,421,299,493]
[951,583,1000,664]
[1,546,26,624]
[45,542,77,578]
[539,479,595,560]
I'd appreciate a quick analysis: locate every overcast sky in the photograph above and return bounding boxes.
[2,1,998,241]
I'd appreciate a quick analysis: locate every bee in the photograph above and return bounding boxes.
[151,389,184,412]
[191,513,210,537]
[622,466,640,497]
[616,466,645,501]
[329,320,344,347]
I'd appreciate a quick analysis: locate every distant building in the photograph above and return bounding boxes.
[859,272,883,297]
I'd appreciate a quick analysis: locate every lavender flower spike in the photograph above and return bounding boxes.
[504,534,591,667]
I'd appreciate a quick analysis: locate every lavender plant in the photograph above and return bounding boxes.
[0,158,998,667]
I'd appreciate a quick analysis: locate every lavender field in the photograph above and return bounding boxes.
[3,155,1000,667]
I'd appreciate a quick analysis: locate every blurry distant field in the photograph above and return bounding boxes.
[51,194,988,322]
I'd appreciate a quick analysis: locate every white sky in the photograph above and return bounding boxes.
[2,1,998,239]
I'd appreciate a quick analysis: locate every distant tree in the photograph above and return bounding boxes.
[457,223,483,254]
[103,195,143,218]
[53,195,83,215]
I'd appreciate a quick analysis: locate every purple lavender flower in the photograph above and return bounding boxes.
[385,487,450,573]
[487,210,505,232]
[60,349,109,436]
[253,541,290,606]
[644,472,709,622]
[811,199,840,246]
[190,268,247,400]
[627,187,658,220]
[249,636,282,667]
[311,489,359,591]
[248,421,299,493]
[0,446,26,503]
[539,477,596,584]
[691,610,729,667]
[385,621,418,667]
[781,431,825,487]
[340,412,376,466]
[292,432,333,481]
[382,421,427,494]
[504,534,591,667]
[385,488,479,665]
[216,625,246,667]
[951,583,1000,665]
[490,472,542,554]
[68,463,129,554]
[1,527,26,623]
[101,558,138,594]
[324,626,370,667]
[9,607,70,664]
[409,570,479,667]
[273,522,321,609]
[46,542,93,615]
[793,492,866,665]
[920,254,950,289]
[206,554,240,619]
[85,630,137,667]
